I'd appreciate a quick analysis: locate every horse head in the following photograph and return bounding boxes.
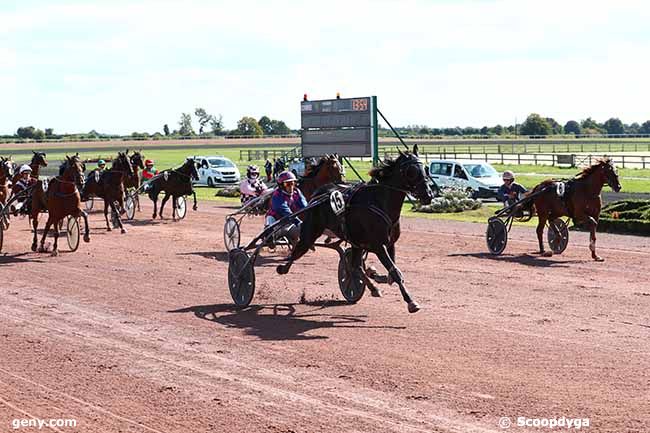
[371,144,432,204]
[130,151,144,170]
[185,157,199,181]
[0,156,14,179]
[32,151,48,167]
[599,159,621,192]
[323,154,344,183]
[64,154,85,188]
[114,152,134,177]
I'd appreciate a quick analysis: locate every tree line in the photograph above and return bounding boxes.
[5,108,293,141]
[395,114,650,137]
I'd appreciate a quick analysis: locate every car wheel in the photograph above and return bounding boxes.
[207,177,215,188]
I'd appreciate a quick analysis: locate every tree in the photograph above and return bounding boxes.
[639,120,650,134]
[16,126,36,139]
[603,117,624,135]
[163,124,170,136]
[545,117,563,134]
[564,120,581,135]
[258,116,273,135]
[44,128,53,137]
[178,113,195,136]
[210,114,223,134]
[519,113,552,136]
[194,107,215,135]
[235,116,263,136]
[580,117,602,133]
[270,119,291,135]
[32,129,45,140]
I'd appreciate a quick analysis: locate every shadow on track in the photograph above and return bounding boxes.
[177,251,291,267]
[169,302,406,341]
[447,252,583,268]
[0,252,45,265]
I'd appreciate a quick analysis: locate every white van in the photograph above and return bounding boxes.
[191,156,241,187]
[428,159,502,199]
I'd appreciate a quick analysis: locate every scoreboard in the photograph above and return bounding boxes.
[300,96,378,161]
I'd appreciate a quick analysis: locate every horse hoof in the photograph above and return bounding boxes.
[152,214,156,219]
[594,256,604,262]
[31,244,37,252]
[84,235,90,243]
[370,288,383,298]
[407,301,421,313]
[107,227,112,232]
[51,250,58,257]
[276,264,288,275]
[542,251,553,257]
[120,229,127,234]
[38,246,47,253]
[193,206,198,211]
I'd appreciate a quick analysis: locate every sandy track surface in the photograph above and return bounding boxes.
[0,201,648,432]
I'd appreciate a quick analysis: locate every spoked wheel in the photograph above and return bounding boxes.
[176,196,187,220]
[0,204,9,230]
[338,248,366,303]
[66,216,80,252]
[486,217,508,255]
[228,248,256,307]
[223,217,240,251]
[85,196,94,211]
[547,218,569,254]
[125,194,136,220]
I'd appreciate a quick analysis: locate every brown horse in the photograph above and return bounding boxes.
[520,158,621,261]
[11,151,48,186]
[32,155,90,255]
[0,156,13,207]
[298,154,344,200]
[81,152,133,233]
[124,150,144,211]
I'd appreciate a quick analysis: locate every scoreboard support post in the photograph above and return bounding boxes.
[370,95,379,166]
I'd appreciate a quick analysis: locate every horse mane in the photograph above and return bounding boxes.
[303,157,327,179]
[576,157,612,179]
[368,155,402,181]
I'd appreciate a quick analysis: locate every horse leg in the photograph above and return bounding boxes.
[51,217,60,256]
[81,210,90,242]
[31,213,39,252]
[171,196,177,221]
[536,214,550,256]
[39,216,54,253]
[192,190,198,211]
[111,201,126,234]
[150,192,158,219]
[375,244,420,313]
[586,215,603,261]
[160,193,170,220]
[103,198,112,231]
[277,220,325,275]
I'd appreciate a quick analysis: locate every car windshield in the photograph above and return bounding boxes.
[463,163,498,178]
[208,158,234,168]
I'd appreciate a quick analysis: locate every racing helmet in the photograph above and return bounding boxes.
[277,170,297,184]
[19,164,32,174]
[502,170,515,181]
[247,165,260,179]
[145,159,154,167]
[97,159,106,166]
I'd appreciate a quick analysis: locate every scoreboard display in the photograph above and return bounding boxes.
[300,96,377,159]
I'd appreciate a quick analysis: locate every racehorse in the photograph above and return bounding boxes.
[32,155,90,255]
[298,154,344,200]
[519,158,621,261]
[124,150,144,211]
[147,158,199,220]
[277,144,433,313]
[0,156,13,207]
[81,151,133,233]
[11,151,48,186]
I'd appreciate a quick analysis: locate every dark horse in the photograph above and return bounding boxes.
[124,150,145,211]
[520,158,621,261]
[81,151,134,233]
[32,155,90,255]
[11,151,48,185]
[277,144,433,313]
[147,158,199,220]
[0,156,13,208]
[298,154,344,200]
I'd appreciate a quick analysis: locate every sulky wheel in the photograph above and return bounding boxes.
[85,196,94,211]
[176,196,187,220]
[338,248,366,303]
[66,216,80,252]
[547,218,569,255]
[0,223,4,253]
[0,204,9,230]
[228,248,255,307]
[223,217,241,251]
[486,217,508,255]
[125,194,136,220]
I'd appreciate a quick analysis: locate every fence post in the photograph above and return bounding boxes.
[518,153,521,164]
[622,155,625,168]
[501,153,504,164]
[485,153,488,162]
[643,156,646,169]
[534,154,537,165]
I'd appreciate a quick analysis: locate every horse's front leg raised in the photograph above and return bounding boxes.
[375,244,420,313]
[587,215,603,261]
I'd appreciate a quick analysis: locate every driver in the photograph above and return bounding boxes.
[265,171,307,246]
[11,165,37,215]
[497,170,527,206]
[141,159,159,192]
[239,165,267,204]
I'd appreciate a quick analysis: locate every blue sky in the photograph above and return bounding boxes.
[2,0,650,135]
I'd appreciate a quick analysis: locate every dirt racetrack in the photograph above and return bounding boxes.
[1,200,648,433]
